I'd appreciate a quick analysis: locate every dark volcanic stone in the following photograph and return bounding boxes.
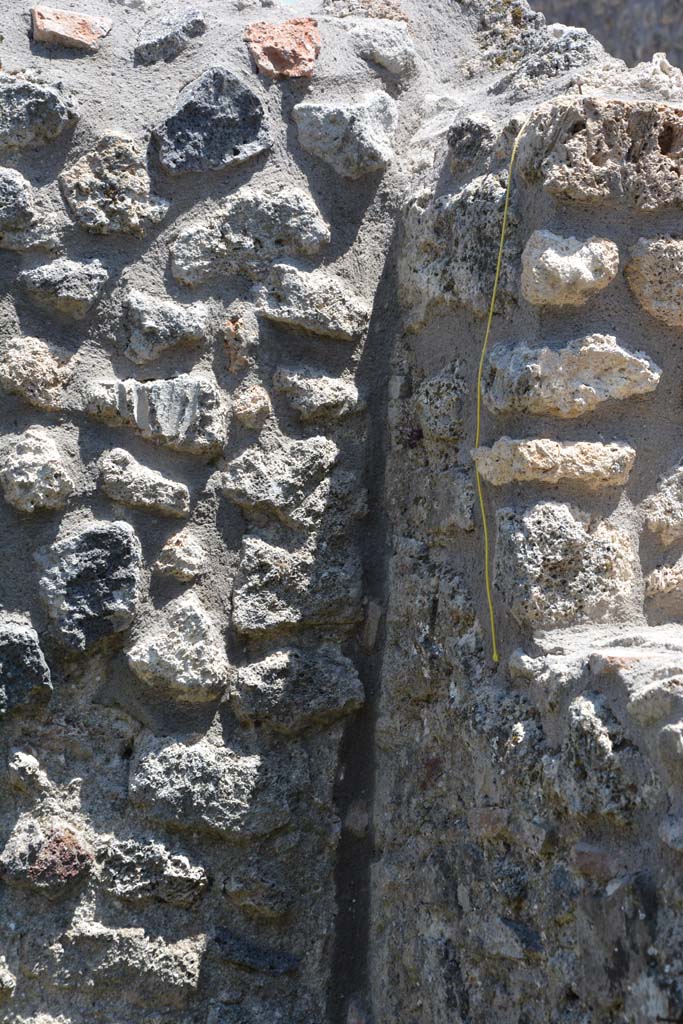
[36,521,143,651]
[0,617,52,716]
[214,928,300,975]
[153,67,271,175]
[135,10,207,65]
[0,817,93,896]
[0,72,78,150]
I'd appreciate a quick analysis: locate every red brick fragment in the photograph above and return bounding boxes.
[245,18,321,79]
[31,6,112,52]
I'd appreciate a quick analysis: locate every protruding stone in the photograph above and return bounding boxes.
[122,289,208,364]
[256,263,370,341]
[641,463,683,545]
[154,528,206,581]
[223,302,260,372]
[60,135,169,236]
[170,186,330,285]
[127,592,231,702]
[0,815,93,895]
[646,556,683,600]
[344,17,416,75]
[483,334,661,419]
[0,167,60,252]
[232,645,365,733]
[0,70,77,150]
[415,361,466,444]
[153,67,271,175]
[99,837,209,907]
[232,381,272,429]
[0,614,52,717]
[135,9,206,64]
[626,237,683,327]
[495,502,635,629]
[1,426,75,513]
[232,537,362,635]
[273,368,361,421]
[0,957,15,999]
[214,928,300,976]
[519,97,683,210]
[399,175,520,327]
[245,17,321,78]
[84,373,227,455]
[20,258,108,319]
[222,434,338,528]
[521,230,619,307]
[472,438,635,489]
[293,91,397,178]
[37,520,142,651]
[0,336,67,410]
[129,731,301,838]
[99,448,190,517]
[31,6,112,51]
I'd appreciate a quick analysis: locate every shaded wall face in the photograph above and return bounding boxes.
[532,0,683,67]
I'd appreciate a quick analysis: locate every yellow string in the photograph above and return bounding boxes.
[474,118,529,666]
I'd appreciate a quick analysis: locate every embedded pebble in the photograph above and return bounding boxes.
[154,528,207,581]
[135,9,206,64]
[345,17,417,75]
[1,426,75,512]
[0,70,78,150]
[99,448,190,518]
[273,368,361,421]
[31,6,112,51]
[0,167,60,252]
[256,263,370,340]
[0,614,52,717]
[121,289,208,364]
[293,91,398,178]
[232,381,272,428]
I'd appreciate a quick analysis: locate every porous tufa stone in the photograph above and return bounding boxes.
[170,186,330,285]
[60,135,169,236]
[472,437,636,488]
[293,91,398,178]
[641,463,683,545]
[245,17,322,78]
[483,334,661,419]
[232,381,272,428]
[127,592,232,701]
[625,236,683,327]
[0,335,67,411]
[521,230,619,306]
[1,426,75,512]
[153,67,271,175]
[256,263,370,341]
[98,836,209,907]
[344,16,417,75]
[99,448,190,518]
[273,368,361,421]
[0,167,60,252]
[0,70,78,150]
[121,288,208,364]
[154,528,207,581]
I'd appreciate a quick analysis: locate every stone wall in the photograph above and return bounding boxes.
[2,1,683,1023]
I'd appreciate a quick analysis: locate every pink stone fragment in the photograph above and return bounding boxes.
[31,5,112,52]
[245,17,322,79]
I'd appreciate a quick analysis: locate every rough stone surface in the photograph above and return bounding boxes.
[256,262,370,340]
[0,167,60,252]
[345,17,416,75]
[473,437,636,488]
[60,135,169,236]
[495,502,636,629]
[521,230,619,306]
[245,17,321,79]
[400,174,520,326]
[19,257,108,319]
[0,335,67,410]
[154,527,207,580]
[483,334,662,418]
[0,815,93,894]
[99,836,208,907]
[1,426,75,512]
[134,9,206,64]
[171,186,330,285]
[99,447,190,517]
[0,70,77,150]
[626,236,683,327]
[232,380,272,428]
[36,520,142,650]
[293,91,398,178]
[84,373,228,454]
[641,462,683,545]
[519,97,683,210]
[31,6,112,51]
[273,367,361,421]
[232,645,364,733]
[129,731,301,838]
[121,288,208,363]
[127,592,231,701]
[153,67,270,175]
[0,614,52,717]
